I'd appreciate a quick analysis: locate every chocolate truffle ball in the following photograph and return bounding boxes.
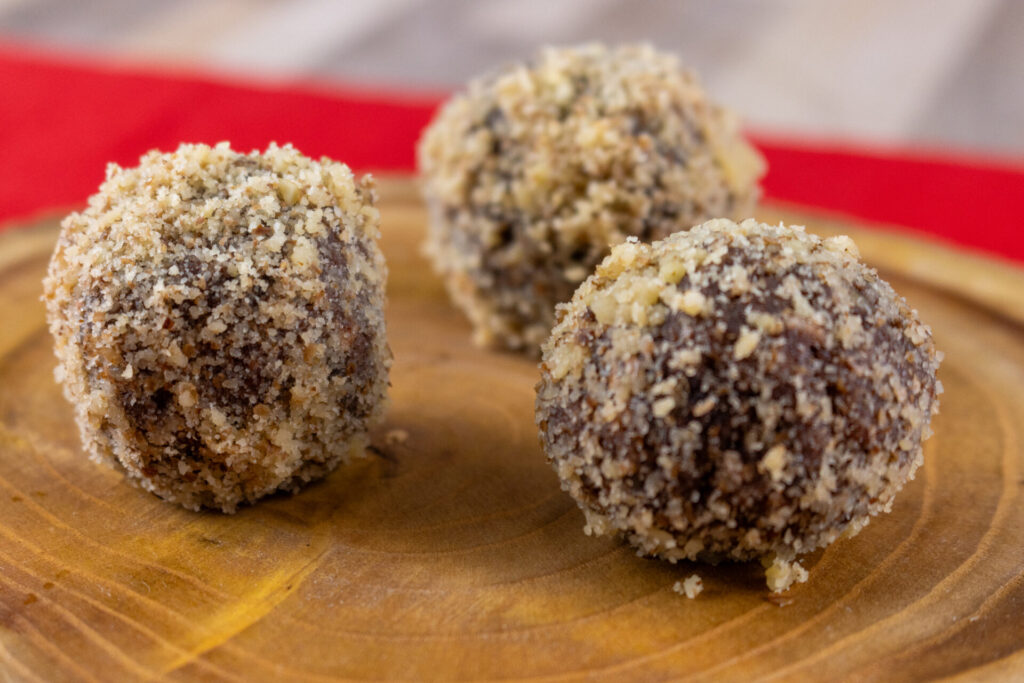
[43,142,391,513]
[535,219,942,590]
[418,43,765,355]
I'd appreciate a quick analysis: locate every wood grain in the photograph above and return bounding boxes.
[0,180,1022,681]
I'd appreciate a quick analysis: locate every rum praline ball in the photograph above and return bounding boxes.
[418,43,765,354]
[43,142,391,513]
[535,219,942,589]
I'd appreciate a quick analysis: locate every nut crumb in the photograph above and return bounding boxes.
[765,557,809,593]
[733,327,761,360]
[385,429,410,447]
[652,397,676,418]
[673,574,704,599]
[759,444,789,483]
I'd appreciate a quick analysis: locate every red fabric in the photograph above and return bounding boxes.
[2,42,1023,262]
[751,136,1024,262]
[0,43,439,222]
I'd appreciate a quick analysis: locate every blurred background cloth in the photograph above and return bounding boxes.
[1,0,1021,157]
[1,0,1022,262]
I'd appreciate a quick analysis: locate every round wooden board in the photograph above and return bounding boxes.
[1,179,1022,682]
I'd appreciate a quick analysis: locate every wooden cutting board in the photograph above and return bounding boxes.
[1,179,1022,681]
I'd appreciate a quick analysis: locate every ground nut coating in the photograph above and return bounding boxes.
[43,142,391,513]
[535,219,942,583]
[418,43,765,354]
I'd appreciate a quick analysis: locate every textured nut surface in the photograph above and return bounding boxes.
[535,219,942,587]
[418,43,765,355]
[43,142,391,512]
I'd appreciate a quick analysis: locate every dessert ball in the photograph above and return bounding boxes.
[418,43,765,354]
[535,219,942,589]
[43,142,391,513]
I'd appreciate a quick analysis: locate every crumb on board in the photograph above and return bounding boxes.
[764,557,809,593]
[385,428,410,447]
[673,574,704,599]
